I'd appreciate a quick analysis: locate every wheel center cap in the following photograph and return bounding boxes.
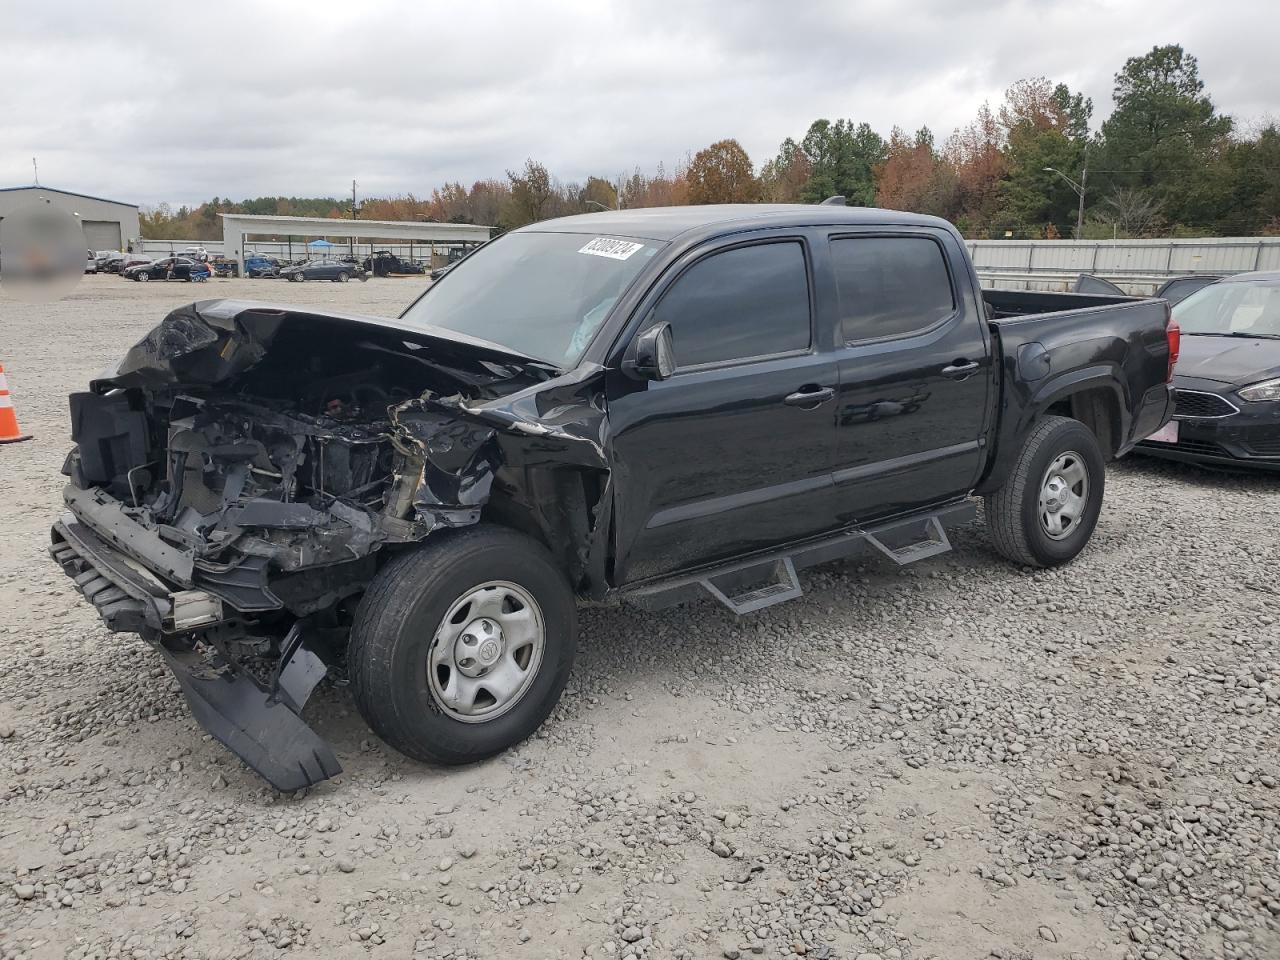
[1044,477,1067,511]
[457,617,504,670]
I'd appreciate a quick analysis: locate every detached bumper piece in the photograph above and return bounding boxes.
[159,633,341,793]
[50,521,343,792]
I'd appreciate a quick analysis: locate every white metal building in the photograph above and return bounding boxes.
[220,214,491,276]
[0,185,141,252]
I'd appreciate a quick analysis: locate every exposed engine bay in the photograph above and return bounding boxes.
[50,300,611,790]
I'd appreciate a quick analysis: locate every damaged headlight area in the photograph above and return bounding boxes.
[50,299,603,791]
[63,377,435,617]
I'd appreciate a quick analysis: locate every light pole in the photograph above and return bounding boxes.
[1043,154,1088,239]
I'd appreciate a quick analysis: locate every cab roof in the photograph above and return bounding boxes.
[519,204,953,242]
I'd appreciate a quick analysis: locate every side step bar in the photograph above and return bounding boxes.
[701,557,802,615]
[864,515,951,566]
[623,499,977,615]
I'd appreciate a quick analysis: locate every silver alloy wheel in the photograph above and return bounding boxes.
[1038,451,1089,540]
[427,580,545,723]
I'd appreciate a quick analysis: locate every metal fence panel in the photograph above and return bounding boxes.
[970,237,1280,279]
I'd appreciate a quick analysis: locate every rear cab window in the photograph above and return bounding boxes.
[830,236,956,343]
[654,241,812,369]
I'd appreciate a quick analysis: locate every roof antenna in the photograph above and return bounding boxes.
[820,195,846,206]
[32,156,39,186]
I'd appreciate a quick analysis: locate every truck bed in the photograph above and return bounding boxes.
[982,287,1142,320]
[974,289,1174,495]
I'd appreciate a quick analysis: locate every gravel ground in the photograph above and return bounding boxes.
[1,274,1278,960]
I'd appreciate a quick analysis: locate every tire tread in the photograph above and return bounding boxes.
[985,415,1087,568]
[347,526,574,764]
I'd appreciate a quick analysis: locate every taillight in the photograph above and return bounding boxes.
[1165,315,1181,383]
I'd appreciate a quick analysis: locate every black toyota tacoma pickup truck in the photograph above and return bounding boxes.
[51,204,1178,790]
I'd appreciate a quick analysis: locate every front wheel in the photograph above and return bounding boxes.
[348,526,577,765]
[335,271,349,283]
[984,415,1105,568]
[135,273,148,282]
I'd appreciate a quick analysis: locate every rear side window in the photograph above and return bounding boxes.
[654,241,811,368]
[831,236,955,342]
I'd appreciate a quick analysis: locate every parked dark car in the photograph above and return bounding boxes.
[364,250,427,276]
[429,261,457,282]
[280,258,366,282]
[93,250,121,272]
[108,253,153,275]
[123,257,211,282]
[1137,271,1280,470]
[51,204,1175,790]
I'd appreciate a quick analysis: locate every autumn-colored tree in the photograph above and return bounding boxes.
[946,103,1008,236]
[620,165,687,209]
[503,159,555,227]
[875,126,958,218]
[759,138,811,202]
[686,140,759,204]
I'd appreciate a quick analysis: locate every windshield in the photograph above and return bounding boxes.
[1173,280,1280,338]
[400,231,664,366]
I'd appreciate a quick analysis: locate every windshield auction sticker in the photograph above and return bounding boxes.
[578,237,644,261]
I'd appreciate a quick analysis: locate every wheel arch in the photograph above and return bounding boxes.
[1043,384,1124,459]
[976,367,1129,495]
[472,464,608,597]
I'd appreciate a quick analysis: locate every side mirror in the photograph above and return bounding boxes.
[624,322,676,381]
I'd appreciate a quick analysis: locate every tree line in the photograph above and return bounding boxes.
[141,45,1279,242]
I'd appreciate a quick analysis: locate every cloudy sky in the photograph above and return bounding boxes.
[1,0,1275,208]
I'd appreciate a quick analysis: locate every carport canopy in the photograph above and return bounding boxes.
[220,214,491,276]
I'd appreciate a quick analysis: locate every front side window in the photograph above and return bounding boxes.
[831,236,955,342]
[654,241,811,369]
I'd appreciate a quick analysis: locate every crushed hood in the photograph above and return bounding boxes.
[96,299,561,392]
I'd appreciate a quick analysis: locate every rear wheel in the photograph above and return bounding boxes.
[985,415,1105,567]
[348,526,577,765]
[335,271,349,283]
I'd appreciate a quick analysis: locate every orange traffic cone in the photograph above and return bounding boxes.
[0,363,32,444]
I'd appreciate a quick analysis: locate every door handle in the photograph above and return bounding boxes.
[783,385,835,407]
[941,360,980,380]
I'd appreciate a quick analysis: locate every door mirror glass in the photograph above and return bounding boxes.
[626,322,676,381]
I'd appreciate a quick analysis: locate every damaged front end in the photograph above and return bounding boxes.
[51,299,609,790]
